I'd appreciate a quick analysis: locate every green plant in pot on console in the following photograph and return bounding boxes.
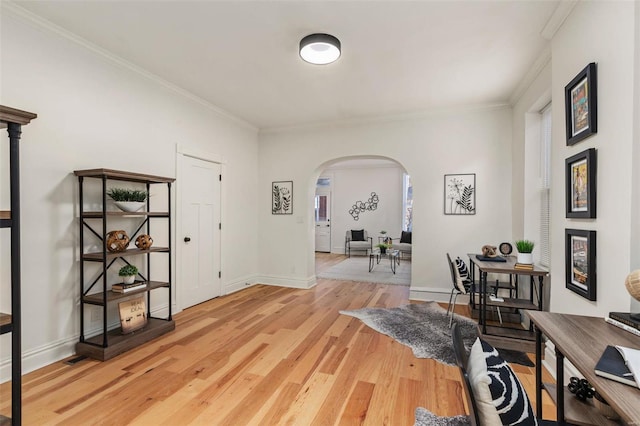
[118,264,139,284]
[515,239,535,264]
[376,243,391,254]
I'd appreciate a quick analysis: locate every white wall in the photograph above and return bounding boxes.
[258,107,514,299]
[325,163,404,253]
[549,1,637,315]
[0,8,259,380]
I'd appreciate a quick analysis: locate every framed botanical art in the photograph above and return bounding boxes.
[565,148,596,218]
[272,181,293,215]
[565,63,597,145]
[444,173,476,215]
[565,228,596,301]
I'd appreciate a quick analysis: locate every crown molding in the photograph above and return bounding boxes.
[541,0,579,40]
[260,103,511,135]
[3,2,258,132]
[509,47,552,106]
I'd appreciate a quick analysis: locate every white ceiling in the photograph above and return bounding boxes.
[10,1,560,130]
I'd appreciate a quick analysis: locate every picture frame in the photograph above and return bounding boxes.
[565,63,597,145]
[272,181,293,215]
[444,173,476,215]
[118,297,147,334]
[565,228,596,301]
[565,148,596,218]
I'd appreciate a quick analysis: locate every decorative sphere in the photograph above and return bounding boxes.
[625,270,640,302]
[106,230,130,253]
[135,234,154,250]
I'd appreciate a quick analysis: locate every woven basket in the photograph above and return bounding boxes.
[625,270,640,302]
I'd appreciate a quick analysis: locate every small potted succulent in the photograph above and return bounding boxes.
[118,264,139,284]
[515,239,535,264]
[107,188,148,212]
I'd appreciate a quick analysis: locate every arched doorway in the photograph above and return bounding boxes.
[310,156,412,283]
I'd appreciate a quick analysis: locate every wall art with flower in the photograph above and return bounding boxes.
[272,181,293,215]
[444,173,476,215]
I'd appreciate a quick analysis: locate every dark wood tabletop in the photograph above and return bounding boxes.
[526,310,640,424]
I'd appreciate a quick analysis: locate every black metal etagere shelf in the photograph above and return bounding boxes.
[73,168,175,361]
[1,105,37,426]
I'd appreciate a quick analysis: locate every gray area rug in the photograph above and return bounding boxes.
[414,407,471,426]
[317,255,410,286]
[340,301,534,367]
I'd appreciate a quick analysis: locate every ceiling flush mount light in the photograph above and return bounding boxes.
[299,33,341,65]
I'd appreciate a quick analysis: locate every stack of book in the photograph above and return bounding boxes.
[112,281,147,293]
[605,312,640,337]
[514,263,534,270]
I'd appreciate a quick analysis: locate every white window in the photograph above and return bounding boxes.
[402,174,413,231]
[539,104,552,267]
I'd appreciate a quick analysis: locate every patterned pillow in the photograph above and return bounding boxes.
[455,257,469,280]
[467,338,537,426]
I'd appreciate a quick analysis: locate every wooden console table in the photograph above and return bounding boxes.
[527,311,640,425]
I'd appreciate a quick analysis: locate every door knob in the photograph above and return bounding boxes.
[184,237,191,242]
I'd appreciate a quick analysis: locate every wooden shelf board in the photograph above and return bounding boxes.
[0,105,37,125]
[543,383,621,426]
[0,414,12,426]
[478,325,537,352]
[76,318,175,361]
[0,211,9,220]
[0,313,13,334]
[472,294,538,310]
[73,168,175,184]
[83,247,169,261]
[82,211,169,218]
[83,281,170,304]
[0,313,11,327]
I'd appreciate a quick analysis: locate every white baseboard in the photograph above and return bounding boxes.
[224,273,260,294]
[0,303,172,383]
[409,286,468,304]
[255,274,317,289]
[540,340,582,385]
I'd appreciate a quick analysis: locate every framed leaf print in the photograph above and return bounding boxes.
[444,173,476,215]
[272,181,293,215]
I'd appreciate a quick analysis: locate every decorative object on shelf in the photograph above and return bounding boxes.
[565,62,597,145]
[107,187,148,212]
[348,192,379,221]
[481,245,498,258]
[515,240,534,265]
[567,376,594,401]
[135,234,154,250]
[118,297,147,334]
[566,148,597,218]
[272,181,293,215]
[106,230,130,252]
[118,264,138,284]
[499,242,513,256]
[565,228,596,301]
[444,174,475,215]
[624,270,640,321]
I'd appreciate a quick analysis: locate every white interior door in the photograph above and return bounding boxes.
[315,191,331,252]
[180,155,221,309]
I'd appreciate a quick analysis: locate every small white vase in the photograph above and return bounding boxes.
[114,201,145,212]
[122,275,136,284]
[517,253,533,264]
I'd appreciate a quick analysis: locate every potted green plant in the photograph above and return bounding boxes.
[118,264,139,284]
[376,243,391,254]
[107,188,149,212]
[515,240,535,264]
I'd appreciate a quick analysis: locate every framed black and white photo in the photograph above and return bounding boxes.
[444,173,475,215]
[565,63,597,145]
[565,228,596,301]
[565,148,596,218]
[272,181,293,215]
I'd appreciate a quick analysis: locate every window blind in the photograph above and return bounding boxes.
[539,104,552,267]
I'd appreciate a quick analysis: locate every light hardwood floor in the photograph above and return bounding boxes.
[0,253,556,425]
